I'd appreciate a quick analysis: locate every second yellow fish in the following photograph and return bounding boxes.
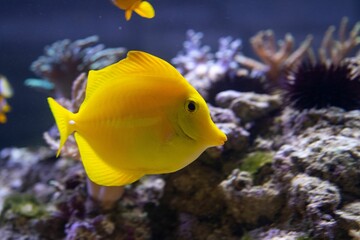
[0,75,13,124]
[48,51,227,186]
[112,0,155,21]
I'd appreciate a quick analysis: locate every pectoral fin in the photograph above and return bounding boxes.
[75,133,143,186]
[125,9,133,21]
[134,1,155,19]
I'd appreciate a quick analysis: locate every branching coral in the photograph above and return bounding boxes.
[236,30,313,88]
[29,36,126,98]
[316,17,360,66]
[172,30,248,101]
[171,30,213,77]
[0,74,13,123]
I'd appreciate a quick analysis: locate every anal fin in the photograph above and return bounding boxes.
[74,133,143,186]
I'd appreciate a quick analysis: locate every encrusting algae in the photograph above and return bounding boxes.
[48,51,227,187]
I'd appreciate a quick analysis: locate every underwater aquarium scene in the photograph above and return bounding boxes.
[1,0,360,239]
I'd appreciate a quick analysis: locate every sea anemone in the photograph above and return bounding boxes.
[284,61,360,110]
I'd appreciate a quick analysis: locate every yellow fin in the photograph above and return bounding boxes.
[47,97,75,157]
[134,1,155,19]
[84,51,182,106]
[125,9,133,21]
[0,113,6,123]
[112,0,132,10]
[74,132,143,186]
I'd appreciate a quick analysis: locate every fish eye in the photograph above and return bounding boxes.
[185,100,197,113]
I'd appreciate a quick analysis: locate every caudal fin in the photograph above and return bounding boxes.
[47,97,75,157]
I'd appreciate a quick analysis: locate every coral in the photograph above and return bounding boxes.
[172,30,257,101]
[236,17,360,94]
[171,30,213,77]
[236,30,313,87]
[0,74,13,123]
[29,35,126,98]
[215,90,282,123]
[316,17,360,66]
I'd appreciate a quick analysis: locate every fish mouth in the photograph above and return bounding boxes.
[208,125,227,147]
[216,133,227,146]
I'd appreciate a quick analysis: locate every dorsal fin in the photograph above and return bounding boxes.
[84,51,183,105]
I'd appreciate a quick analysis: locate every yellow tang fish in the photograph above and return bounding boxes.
[0,75,13,124]
[112,0,155,21]
[0,97,11,124]
[48,51,227,186]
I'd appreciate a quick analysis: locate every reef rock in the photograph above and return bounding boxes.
[275,107,360,196]
[335,202,360,239]
[215,91,282,122]
[288,174,340,239]
[220,169,284,226]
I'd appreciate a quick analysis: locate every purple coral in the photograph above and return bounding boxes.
[173,30,256,101]
[171,29,213,76]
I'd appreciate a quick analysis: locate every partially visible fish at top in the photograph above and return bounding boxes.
[112,0,155,21]
[48,51,226,187]
[0,75,13,124]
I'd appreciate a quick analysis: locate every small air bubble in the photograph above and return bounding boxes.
[69,120,75,125]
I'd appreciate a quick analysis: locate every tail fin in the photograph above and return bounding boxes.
[47,97,75,157]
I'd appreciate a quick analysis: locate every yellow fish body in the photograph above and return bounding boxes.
[112,0,155,21]
[48,51,227,186]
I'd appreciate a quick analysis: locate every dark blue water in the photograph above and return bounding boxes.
[0,0,359,148]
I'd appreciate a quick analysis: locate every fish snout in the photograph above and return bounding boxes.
[208,125,227,147]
